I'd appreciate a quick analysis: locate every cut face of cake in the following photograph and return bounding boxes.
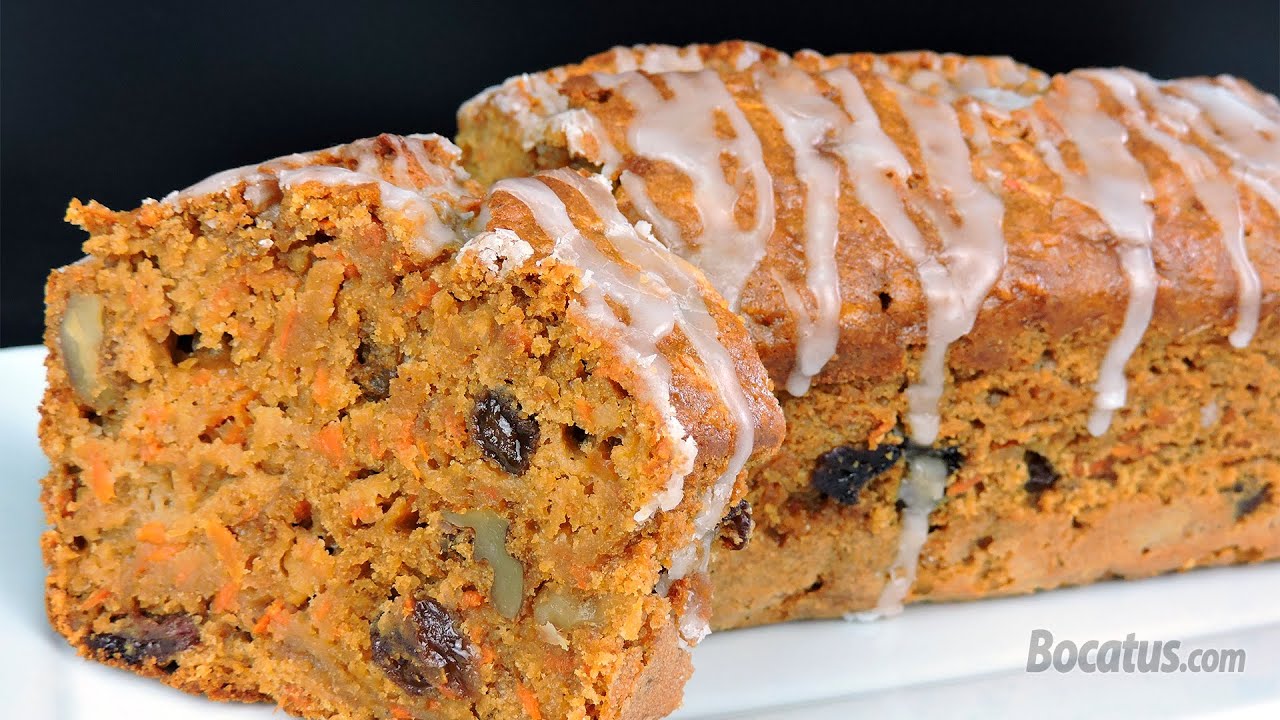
[458,43,1280,626]
[41,133,783,719]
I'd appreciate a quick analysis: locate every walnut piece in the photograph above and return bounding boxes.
[444,510,524,619]
[60,294,106,404]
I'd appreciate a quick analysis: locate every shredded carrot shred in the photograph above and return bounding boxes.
[866,418,896,448]
[205,520,243,613]
[1111,444,1143,460]
[461,590,485,609]
[79,588,110,610]
[136,521,167,544]
[138,440,163,463]
[401,280,440,314]
[220,422,247,446]
[394,443,423,482]
[946,473,982,497]
[85,445,114,503]
[350,502,379,525]
[310,594,333,622]
[415,440,433,469]
[315,423,345,464]
[252,599,291,636]
[312,365,332,408]
[515,683,543,720]
[274,306,299,360]
[141,543,182,566]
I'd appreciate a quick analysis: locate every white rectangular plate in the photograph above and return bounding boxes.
[2,345,1276,719]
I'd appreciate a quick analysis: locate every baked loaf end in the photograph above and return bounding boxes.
[41,134,782,718]
[458,43,1280,627]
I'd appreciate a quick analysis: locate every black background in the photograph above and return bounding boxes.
[3,0,1278,346]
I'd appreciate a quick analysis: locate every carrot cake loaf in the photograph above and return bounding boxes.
[41,133,784,719]
[458,42,1280,628]
[44,40,1280,720]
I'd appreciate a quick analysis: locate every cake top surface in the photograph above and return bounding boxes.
[458,42,1280,441]
[160,133,480,262]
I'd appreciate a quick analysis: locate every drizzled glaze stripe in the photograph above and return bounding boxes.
[1167,76,1280,346]
[755,68,845,397]
[1030,75,1158,437]
[163,135,470,260]
[595,70,777,311]
[468,49,1276,435]
[821,68,1008,444]
[1089,70,1262,349]
[812,68,1007,617]
[492,176,698,526]
[567,171,757,593]
[492,174,756,595]
[884,79,1008,445]
[558,60,1011,412]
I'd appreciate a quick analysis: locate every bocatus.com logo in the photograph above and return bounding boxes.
[1027,629,1246,673]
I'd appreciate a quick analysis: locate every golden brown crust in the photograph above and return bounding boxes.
[460,44,1280,388]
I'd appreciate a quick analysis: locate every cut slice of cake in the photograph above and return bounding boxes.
[458,43,1280,628]
[41,133,783,719]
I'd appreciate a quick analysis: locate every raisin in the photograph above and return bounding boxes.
[86,614,199,666]
[812,444,903,505]
[717,500,754,550]
[370,599,476,697]
[352,340,401,402]
[469,389,539,476]
[1236,483,1272,520]
[1024,450,1059,492]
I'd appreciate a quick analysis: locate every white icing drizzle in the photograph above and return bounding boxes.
[903,54,1045,112]
[852,454,948,621]
[457,227,534,276]
[495,176,698,524]
[1168,76,1280,346]
[733,44,765,71]
[569,171,757,628]
[495,171,757,641]
[471,73,570,152]
[888,80,1007,444]
[610,45,706,74]
[1088,69,1261,349]
[162,136,469,260]
[823,68,1006,445]
[816,68,1006,620]
[1180,79,1280,171]
[608,43,770,75]
[1031,75,1158,436]
[549,109,623,176]
[1170,79,1280,227]
[756,68,845,396]
[821,69,935,441]
[280,167,455,259]
[599,69,777,309]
